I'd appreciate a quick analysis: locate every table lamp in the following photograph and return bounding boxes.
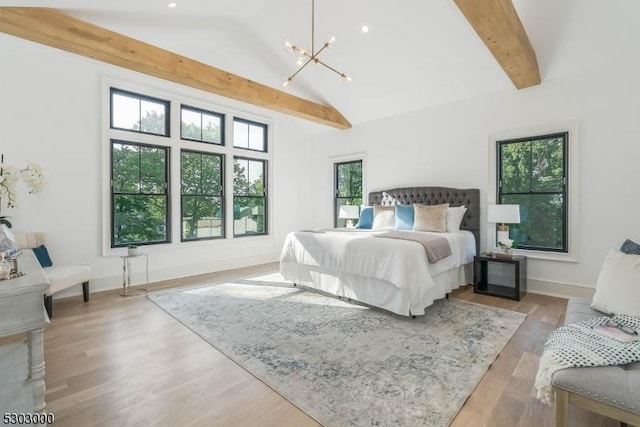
[488,204,520,242]
[338,205,360,228]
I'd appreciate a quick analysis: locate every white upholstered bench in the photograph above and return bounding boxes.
[13,232,90,318]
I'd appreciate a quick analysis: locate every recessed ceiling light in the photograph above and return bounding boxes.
[168,2,177,8]
[361,25,370,33]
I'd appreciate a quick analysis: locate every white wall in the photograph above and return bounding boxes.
[309,65,640,295]
[0,34,314,295]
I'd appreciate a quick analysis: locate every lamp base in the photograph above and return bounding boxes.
[497,224,509,244]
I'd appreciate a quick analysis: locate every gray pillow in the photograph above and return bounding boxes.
[620,239,640,255]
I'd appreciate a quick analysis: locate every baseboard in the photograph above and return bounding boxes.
[527,277,595,300]
[53,251,281,299]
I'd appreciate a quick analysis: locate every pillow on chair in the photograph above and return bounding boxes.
[32,245,53,267]
[591,249,640,316]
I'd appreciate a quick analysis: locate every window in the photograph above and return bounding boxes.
[181,150,224,241]
[181,105,224,145]
[233,118,267,152]
[334,160,363,228]
[111,141,169,247]
[497,132,568,252]
[111,88,170,136]
[233,157,267,236]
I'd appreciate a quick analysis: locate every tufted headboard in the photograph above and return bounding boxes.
[368,186,480,254]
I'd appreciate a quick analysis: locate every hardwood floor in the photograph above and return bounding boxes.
[43,264,620,426]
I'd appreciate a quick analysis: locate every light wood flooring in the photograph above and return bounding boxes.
[43,263,620,426]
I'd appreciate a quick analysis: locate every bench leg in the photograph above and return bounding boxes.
[82,281,90,302]
[555,388,569,427]
[44,295,52,319]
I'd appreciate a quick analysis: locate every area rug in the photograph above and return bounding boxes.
[148,273,526,426]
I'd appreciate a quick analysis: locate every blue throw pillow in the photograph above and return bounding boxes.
[620,239,640,255]
[355,206,373,229]
[395,204,414,230]
[32,245,53,267]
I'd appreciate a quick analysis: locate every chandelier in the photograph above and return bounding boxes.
[282,0,351,87]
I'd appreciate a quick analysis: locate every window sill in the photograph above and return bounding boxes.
[512,249,578,263]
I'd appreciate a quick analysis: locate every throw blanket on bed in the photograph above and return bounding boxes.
[535,314,640,404]
[374,230,452,263]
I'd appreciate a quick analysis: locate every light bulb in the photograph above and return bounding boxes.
[282,78,291,88]
[296,57,304,66]
[284,40,294,53]
[328,35,336,44]
[168,2,177,8]
[361,25,369,33]
[341,74,352,85]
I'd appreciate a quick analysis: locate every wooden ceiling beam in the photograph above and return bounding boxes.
[453,0,540,89]
[0,7,351,129]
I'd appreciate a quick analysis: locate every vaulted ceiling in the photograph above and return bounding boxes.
[1,0,639,130]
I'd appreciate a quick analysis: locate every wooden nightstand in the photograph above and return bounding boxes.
[474,254,527,301]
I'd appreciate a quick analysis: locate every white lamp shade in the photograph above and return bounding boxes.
[487,204,520,224]
[338,205,360,219]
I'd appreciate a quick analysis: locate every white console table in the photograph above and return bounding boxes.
[0,250,50,413]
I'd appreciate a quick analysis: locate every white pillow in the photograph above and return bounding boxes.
[591,249,640,316]
[372,204,395,229]
[446,206,467,232]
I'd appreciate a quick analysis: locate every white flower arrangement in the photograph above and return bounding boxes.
[0,155,47,228]
[498,238,515,249]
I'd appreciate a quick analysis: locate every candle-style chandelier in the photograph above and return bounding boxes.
[282,0,351,87]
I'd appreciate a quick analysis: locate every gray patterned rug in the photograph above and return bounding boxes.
[148,272,526,426]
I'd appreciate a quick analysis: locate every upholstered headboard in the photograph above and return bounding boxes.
[368,186,480,254]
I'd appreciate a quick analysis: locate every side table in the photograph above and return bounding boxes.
[119,253,149,296]
[474,254,527,301]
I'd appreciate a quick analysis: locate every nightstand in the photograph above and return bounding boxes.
[474,254,527,301]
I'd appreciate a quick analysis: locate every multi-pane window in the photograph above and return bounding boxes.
[110,88,170,136]
[180,105,224,145]
[334,160,363,228]
[233,157,267,236]
[233,118,267,152]
[111,141,169,247]
[497,132,568,252]
[181,150,224,241]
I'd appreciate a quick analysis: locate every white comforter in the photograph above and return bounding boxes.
[280,228,476,313]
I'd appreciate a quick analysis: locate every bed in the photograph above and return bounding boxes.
[280,187,480,316]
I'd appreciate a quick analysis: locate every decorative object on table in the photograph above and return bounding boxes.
[338,205,359,228]
[282,0,351,88]
[487,204,520,244]
[148,272,526,427]
[0,256,10,279]
[127,244,139,256]
[0,154,47,229]
[497,237,518,256]
[0,224,16,252]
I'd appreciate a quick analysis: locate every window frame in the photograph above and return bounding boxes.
[497,132,569,253]
[110,88,171,137]
[180,104,225,146]
[334,159,363,228]
[489,125,579,263]
[232,117,268,153]
[110,139,171,248]
[233,156,268,237]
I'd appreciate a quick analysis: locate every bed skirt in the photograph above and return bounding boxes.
[280,262,472,316]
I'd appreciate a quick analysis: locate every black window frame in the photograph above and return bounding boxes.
[334,159,363,228]
[497,132,569,253]
[110,139,171,248]
[233,117,268,153]
[233,156,268,237]
[180,104,225,145]
[180,149,225,242]
[110,88,171,137]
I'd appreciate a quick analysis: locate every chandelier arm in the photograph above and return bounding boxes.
[316,59,347,78]
[288,57,315,81]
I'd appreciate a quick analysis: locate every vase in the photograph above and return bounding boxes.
[0,260,11,280]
